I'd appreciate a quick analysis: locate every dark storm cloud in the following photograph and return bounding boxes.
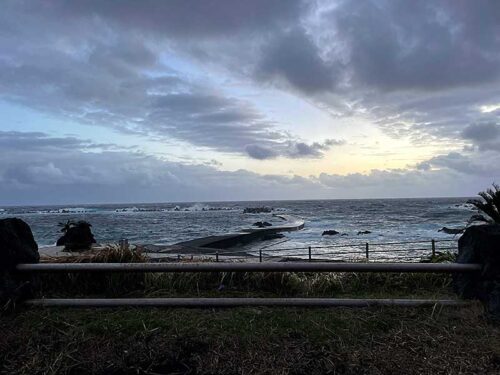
[244,138,344,160]
[249,0,500,146]
[462,122,500,143]
[462,122,500,152]
[245,145,278,160]
[329,0,500,91]
[0,131,121,152]
[3,0,500,145]
[416,152,492,176]
[311,0,500,145]
[256,28,337,94]
[52,0,303,38]
[0,8,340,161]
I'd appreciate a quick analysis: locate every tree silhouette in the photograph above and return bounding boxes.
[468,183,500,224]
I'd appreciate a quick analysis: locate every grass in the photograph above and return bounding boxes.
[1,246,498,374]
[1,305,499,374]
[37,245,455,299]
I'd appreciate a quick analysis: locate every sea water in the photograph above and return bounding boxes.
[0,198,475,255]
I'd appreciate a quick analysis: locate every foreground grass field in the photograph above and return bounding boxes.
[2,249,499,374]
[1,304,499,374]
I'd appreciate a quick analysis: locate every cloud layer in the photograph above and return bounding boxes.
[0,0,340,160]
[0,131,497,205]
[0,1,499,203]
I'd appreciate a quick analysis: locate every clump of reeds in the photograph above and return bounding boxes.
[35,242,454,299]
[38,243,147,297]
[421,251,456,263]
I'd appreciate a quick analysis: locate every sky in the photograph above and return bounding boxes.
[0,0,499,205]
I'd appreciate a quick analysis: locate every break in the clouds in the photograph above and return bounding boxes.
[0,0,499,204]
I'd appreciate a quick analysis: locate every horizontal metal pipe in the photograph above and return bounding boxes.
[16,262,481,273]
[24,297,470,308]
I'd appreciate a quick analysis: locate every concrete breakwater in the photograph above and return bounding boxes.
[157,214,305,256]
[38,215,305,260]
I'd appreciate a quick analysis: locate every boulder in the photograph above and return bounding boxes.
[453,224,500,317]
[0,218,39,270]
[357,230,372,235]
[322,230,340,236]
[0,218,39,305]
[57,221,96,251]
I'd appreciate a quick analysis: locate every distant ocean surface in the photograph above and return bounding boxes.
[0,198,475,252]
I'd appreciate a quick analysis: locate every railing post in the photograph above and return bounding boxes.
[308,246,312,262]
[431,239,436,257]
[365,243,369,261]
[259,249,262,263]
[216,251,219,262]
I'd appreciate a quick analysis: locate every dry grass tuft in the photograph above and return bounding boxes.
[43,243,147,264]
[38,244,147,297]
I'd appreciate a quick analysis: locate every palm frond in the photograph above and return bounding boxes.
[57,220,75,233]
[467,214,493,225]
[467,183,500,224]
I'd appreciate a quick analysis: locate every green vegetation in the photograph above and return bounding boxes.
[1,305,499,374]
[57,220,93,234]
[468,183,500,224]
[37,246,454,299]
[1,246,498,373]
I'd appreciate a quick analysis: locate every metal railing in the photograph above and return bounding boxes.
[17,261,479,273]
[17,260,479,308]
[170,238,458,263]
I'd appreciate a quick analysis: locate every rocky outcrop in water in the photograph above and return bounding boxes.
[453,224,500,318]
[253,221,272,228]
[0,218,39,306]
[357,231,372,235]
[322,230,340,236]
[244,207,273,214]
[57,220,96,251]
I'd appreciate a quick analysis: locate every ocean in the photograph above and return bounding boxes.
[1,198,475,258]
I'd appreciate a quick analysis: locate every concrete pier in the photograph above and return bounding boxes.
[160,214,304,255]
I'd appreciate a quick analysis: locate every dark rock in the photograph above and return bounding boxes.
[57,220,96,251]
[357,231,372,235]
[322,230,340,236]
[252,221,273,228]
[243,207,273,214]
[453,224,500,317]
[0,218,39,270]
[341,233,349,236]
[0,218,39,306]
[438,227,465,235]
